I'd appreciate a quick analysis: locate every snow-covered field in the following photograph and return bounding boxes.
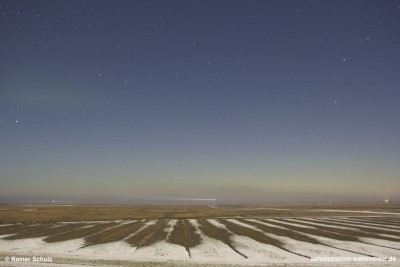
[0,215,399,267]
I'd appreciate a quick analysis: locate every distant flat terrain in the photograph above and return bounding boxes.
[0,203,399,223]
[0,204,399,266]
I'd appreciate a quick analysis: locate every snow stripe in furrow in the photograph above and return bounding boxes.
[338,215,399,226]
[310,218,400,233]
[197,219,247,258]
[125,219,168,249]
[167,219,201,258]
[165,219,177,239]
[246,219,376,257]
[84,221,143,246]
[280,219,400,243]
[207,219,230,230]
[241,219,320,244]
[44,222,118,243]
[267,219,315,229]
[4,223,85,240]
[333,217,400,226]
[246,219,288,230]
[219,219,310,259]
[367,216,400,221]
[288,219,357,230]
[2,224,53,238]
[262,219,358,242]
[354,217,400,225]
[318,217,400,229]
[323,218,400,230]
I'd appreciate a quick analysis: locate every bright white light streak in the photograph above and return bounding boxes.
[167,197,216,207]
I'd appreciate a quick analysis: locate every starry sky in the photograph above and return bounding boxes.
[1,0,399,204]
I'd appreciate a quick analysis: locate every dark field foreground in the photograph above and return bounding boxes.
[0,204,399,266]
[0,203,399,223]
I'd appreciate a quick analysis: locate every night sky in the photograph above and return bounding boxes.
[1,0,399,204]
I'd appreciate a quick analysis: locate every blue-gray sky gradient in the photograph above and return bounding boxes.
[1,0,399,204]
